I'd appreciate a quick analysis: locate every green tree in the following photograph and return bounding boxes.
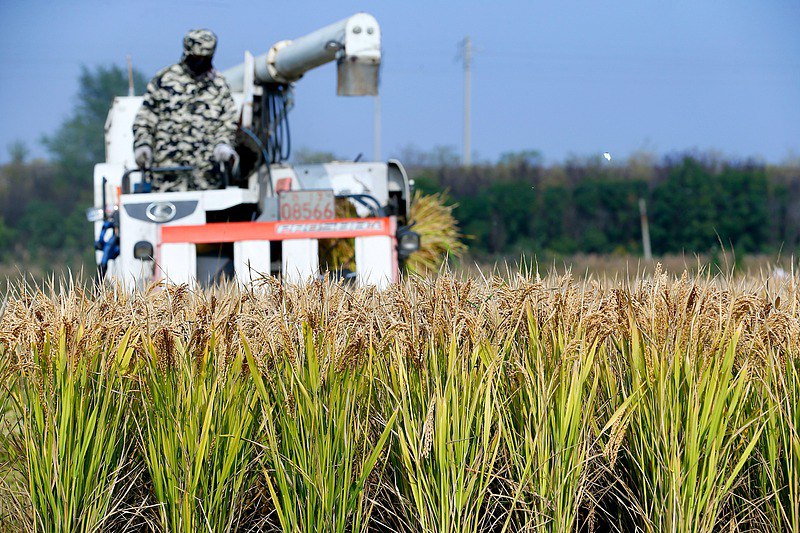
[19,200,66,251]
[714,163,768,253]
[7,141,29,164]
[404,149,783,258]
[533,185,572,253]
[498,149,543,168]
[573,178,646,253]
[650,157,718,253]
[48,65,146,246]
[650,156,770,254]
[0,216,15,256]
[0,149,58,225]
[0,65,144,273]
[42,64,146,182]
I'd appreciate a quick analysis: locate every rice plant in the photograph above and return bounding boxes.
[244,326,395,533]
[613,328,762,532]
[759,348,800,531]
[382,338,502,533]
[138,333,259,532]
[0,269,797,531]
[0,341,25,527]
[19,327,134,532]
[497,318,599,532]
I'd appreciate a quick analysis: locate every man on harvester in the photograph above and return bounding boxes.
[133,29,237,192]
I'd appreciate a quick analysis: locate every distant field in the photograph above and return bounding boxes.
[2,251,794,290]
[464,251,796,280]
[0,269,798,531]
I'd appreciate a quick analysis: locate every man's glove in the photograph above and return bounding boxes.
[134,146,153,168]
[213,143,236,163]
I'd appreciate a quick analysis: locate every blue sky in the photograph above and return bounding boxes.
[1,0,798,165]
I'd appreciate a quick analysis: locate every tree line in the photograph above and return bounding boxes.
[410,151,799,258]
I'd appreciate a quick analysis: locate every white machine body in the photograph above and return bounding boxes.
[95,104,408,290]
[92,13,414,290]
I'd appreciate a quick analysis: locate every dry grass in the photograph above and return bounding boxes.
[0,266,798,531]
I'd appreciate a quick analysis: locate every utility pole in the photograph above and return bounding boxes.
[460,36,472,166]
[373,94,381,161]
[639,198,652,260]
[126,55,135,96]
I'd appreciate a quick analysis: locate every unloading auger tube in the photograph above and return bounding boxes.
[223,12,381,96]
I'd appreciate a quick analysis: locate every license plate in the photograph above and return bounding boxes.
[278,190,335,221]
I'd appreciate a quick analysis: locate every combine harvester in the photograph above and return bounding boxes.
[89,13,419,290]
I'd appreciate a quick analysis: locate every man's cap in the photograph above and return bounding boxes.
[183,29,217,57]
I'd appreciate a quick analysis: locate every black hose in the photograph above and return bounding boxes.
[276,92,291,162]
[337,194,386,218]
[240,126,274,197]
[262,88,292,164]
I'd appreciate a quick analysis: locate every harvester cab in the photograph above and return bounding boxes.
[88,13,419,290]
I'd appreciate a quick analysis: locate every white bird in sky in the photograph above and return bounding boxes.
[603,152,612,161]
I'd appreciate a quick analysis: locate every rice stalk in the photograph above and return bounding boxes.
[758,348,800,531]
[383,337,502,532]
[615,327,763,532]
[19,327,134,532]
[138,334,259,532]
[244,325,395,533]
[0,270,798,531]
[406,191,466,274]
[0,342,26,529]
[497,317,600,532]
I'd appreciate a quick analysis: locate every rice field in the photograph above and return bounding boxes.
[0,267,798,531]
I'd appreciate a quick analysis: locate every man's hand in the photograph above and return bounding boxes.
[134,146,153,168]
[213,143,236,163]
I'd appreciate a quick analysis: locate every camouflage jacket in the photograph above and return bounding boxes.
[133,62,237,191]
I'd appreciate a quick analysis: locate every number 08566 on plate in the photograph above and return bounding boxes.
[278,190,336,221]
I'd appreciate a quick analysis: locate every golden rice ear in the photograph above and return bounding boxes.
[317,192,466,275]
[3,267,800,530]
[406,190,467,275]
[318,198,358,271]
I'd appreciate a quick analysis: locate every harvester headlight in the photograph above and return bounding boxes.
[398,230,420,259]
[133,241,154,260]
